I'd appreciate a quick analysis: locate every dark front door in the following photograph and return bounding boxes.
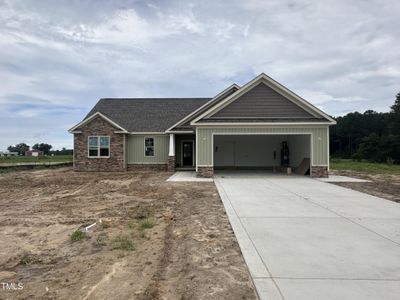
[182,141,193,166]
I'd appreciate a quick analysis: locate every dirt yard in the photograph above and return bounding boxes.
[330,169,400,203]
[0,168,257,300]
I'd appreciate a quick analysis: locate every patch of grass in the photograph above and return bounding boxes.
[71,230,85,242]
[330,159,400,175]
[0,155,73,164]
[127,220,136,229]
[139,218,155,230]
[112,235,135,251]
[95,234,108,246]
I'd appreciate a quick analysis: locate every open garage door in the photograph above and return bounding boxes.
[213,134,311,175]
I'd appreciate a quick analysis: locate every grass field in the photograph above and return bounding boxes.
[330,159,400,175]
[0,155,72,164]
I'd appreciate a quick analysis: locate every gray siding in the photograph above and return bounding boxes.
[210,83,315,119]
[126,135,169,164]
[197,126,328,166]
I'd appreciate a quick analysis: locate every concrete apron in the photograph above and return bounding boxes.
[214,172,400,300]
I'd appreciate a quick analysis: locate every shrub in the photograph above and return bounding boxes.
[71,230,85,242]
[112,235,135,251]
[139,218,155,230]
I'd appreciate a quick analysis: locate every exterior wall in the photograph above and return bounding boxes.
[197,126,328,167]
[210,83,314,119]
[73,116,125,171]
[127,164,167,171]
[311,166,328,178]
[197,166,214,177]
[125,134,169,164]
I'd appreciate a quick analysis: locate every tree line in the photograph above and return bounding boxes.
[330,92,400,163]
[7,143,72,156]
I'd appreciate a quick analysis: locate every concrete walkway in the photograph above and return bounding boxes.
[214,172,400,300]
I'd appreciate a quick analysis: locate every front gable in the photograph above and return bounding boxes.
[210,82,315,119]
[68,112,128,133]
[191,73,336,125]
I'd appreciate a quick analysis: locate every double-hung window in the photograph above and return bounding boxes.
[88,136,110,158]
[144,137,154,157]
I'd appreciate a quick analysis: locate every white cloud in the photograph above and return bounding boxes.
[0,0,399,150]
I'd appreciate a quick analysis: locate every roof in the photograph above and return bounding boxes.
[83,98,210,132]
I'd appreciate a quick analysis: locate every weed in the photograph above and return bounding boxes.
[139,218,155,230]
[127,220,136,229]
[95,234,107,246]
[112,235,135,251]
[71,230,85,242]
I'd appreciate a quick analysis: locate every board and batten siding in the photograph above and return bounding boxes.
[126,135,169,164]
[197,126,329,166]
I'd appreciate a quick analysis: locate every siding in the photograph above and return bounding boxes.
[210,83,315,119]
[197,126,328,166]
[126,135,169,164]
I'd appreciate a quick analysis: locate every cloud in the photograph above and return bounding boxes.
[0,0,399,150]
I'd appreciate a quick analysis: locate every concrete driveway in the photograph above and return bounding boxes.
[214,172,400,300]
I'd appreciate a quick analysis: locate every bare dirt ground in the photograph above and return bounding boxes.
[0,168,257,300]
[330,169,400,203]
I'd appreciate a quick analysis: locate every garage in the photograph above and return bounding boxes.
[213,134,311,175]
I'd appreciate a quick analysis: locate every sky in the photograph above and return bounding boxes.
[0,0,399,150]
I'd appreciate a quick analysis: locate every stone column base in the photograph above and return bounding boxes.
[311,166,328,178]
[197,166,214,178]
[168,156,176,172]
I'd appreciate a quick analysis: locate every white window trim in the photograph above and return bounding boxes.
[144,136,155,157]
[88,136,110,158]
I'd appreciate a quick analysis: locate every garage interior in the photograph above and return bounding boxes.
[214,134,311,175]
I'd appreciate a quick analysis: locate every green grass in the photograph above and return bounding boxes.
[70,230,85,242]
[111,235,135,251]
[330,159,400,175]
[0,155,72,164]
[139,218,155,230]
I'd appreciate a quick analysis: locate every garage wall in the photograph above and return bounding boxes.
[287,135,311,167]
[126,134,169,164]
[214,135,284,167]
[197,126,328,166]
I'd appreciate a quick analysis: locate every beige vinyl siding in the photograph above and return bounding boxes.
[126,135,169,164]
[196,126,328,166]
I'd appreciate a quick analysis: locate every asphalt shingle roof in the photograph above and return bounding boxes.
[85,98,210,132]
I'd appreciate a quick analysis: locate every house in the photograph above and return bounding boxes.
[25,150,44,157]
[69,73,336,177]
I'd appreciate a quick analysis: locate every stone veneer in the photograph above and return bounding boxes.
[167,156,176,172]
[73,116,125,171]
[127,164,167,171]
[311,166,329,178]
[197,166,214,178]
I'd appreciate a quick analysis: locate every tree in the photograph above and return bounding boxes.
[7,143,30,155]
[32,143,53,155]
[389,92,400,135]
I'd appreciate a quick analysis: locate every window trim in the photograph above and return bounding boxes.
[88,136,110,158]
[144,136,155,157]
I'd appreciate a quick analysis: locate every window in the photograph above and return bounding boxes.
[88,136,110,158]
[144,137,154,157]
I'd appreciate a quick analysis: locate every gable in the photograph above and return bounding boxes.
[166,84,240,132]
[69,112,128,133]
[210,83,316,119]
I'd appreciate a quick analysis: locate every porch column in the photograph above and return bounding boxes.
[168,134,175,172]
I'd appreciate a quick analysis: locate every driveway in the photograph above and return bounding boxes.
[214,172,400,300]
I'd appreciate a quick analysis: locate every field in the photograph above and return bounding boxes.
[330,159,400,202]
[0,168,256,299]
[0,155,73,164]
[330,159,400,174]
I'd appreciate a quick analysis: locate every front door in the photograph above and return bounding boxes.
[182,141,193,166]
